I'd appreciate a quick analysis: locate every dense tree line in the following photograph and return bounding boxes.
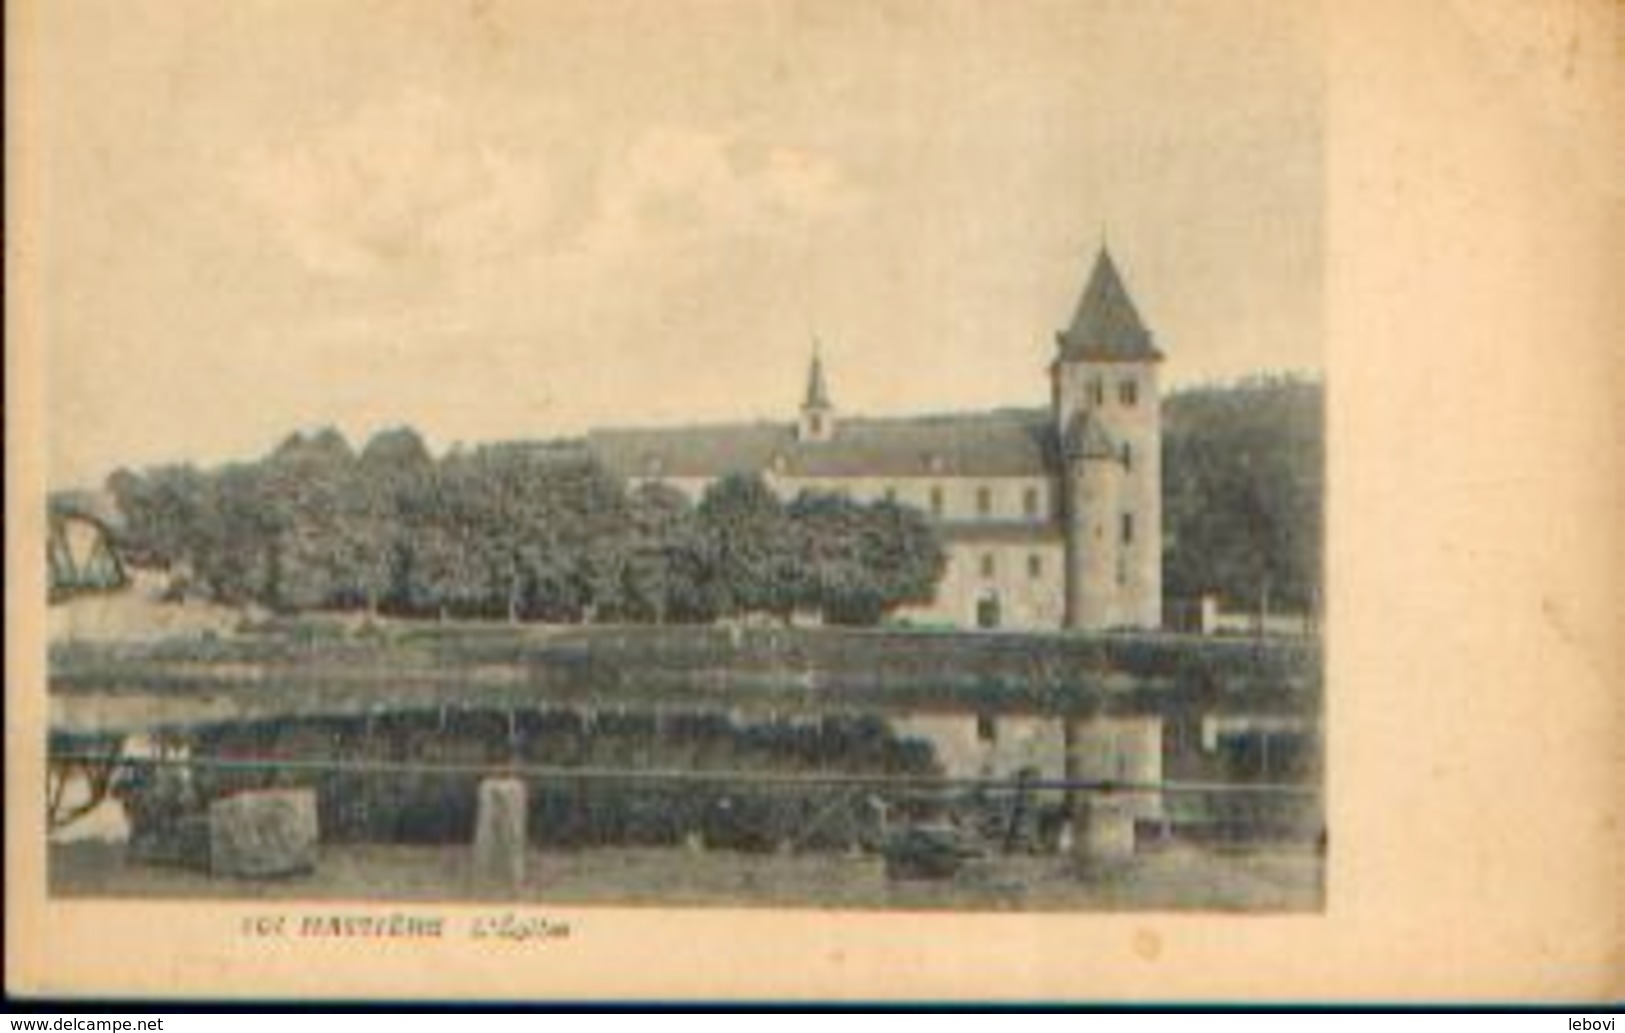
[106,429,946,626]
[177,711,939,852]
[104,376,1320,627]
[1162,375,1323,616]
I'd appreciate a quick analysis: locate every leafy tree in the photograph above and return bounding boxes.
[787,492,946,625]
[391,446,631,622]
[624,482,728,624]
[786,492,871,621]
[697,474,797,620]
[619,484,688,623]
[106,464,208,573]
[196,462,280,605]
[857,498,946,619]
[1163,376,1322,618]
[394,453,486,618]
[254,428,360,611]
[355,427,435,614]
[542,456,633,621]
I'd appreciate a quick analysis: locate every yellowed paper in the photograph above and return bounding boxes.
[7,0,1619,1002]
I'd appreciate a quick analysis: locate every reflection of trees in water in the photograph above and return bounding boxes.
[152,709,945,853]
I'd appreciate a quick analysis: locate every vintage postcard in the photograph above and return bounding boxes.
[7,0,1618,1003]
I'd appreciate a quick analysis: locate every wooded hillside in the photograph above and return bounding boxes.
[1162,375,1323,616]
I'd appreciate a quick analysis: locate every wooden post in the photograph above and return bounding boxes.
[1062,716,1080,841]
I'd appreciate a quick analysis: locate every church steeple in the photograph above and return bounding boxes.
[1056,246,1163,362]
[804,346,832,410]
[798,343,836,442]
[1051,243,1164,632]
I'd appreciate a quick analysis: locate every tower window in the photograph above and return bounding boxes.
[1087,377,1105,407]
[1121,443,1133,471]
[808,413,822,435]
[1023,486,1040,518]
[980,553,996,578]
[1121,512,1135,544]
[929,486,944,517]
[883,485,897,504]
[976,714,997,744]
[976,486,992,517]
[1119,378,1139,406]
[1027,553,1043,579]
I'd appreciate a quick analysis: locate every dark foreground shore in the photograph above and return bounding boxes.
[51,840,1322,912]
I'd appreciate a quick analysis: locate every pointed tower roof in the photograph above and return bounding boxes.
[1056,247,1162,362]
[803,346,833,410]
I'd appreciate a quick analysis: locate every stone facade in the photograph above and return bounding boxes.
[585,247,1165,632]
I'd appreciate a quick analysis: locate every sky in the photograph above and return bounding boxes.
[33,0,1324,489]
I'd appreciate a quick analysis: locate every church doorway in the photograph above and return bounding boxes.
[976,592,1002,630]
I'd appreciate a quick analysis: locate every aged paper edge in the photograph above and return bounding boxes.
[6,0,1619,1002]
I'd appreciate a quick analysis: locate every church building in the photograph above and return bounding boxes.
[586,247,1165,632]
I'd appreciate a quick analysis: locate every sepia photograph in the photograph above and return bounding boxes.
[39,0,1324,916]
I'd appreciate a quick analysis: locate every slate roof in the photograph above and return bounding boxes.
[1056,248,1163,362]
[587,408,1061,480]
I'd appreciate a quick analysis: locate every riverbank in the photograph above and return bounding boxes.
[51,840,1322,912]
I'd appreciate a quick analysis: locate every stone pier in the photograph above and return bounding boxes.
[1064,715,1164,864]
[472,777,528,892]
[208,788,319,878]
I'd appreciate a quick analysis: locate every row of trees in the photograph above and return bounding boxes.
[104,376,1322,627]
[108,429,947,626]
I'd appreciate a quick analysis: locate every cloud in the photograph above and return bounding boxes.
[578,125,861,260]
[232,94,860,299]
[232,88,556,278]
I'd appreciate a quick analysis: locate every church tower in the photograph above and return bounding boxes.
[798,345,836,443]
[1053,247,1163,630]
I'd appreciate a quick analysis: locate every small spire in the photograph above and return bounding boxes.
[804,341,832,411]
[798,340,837,442]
